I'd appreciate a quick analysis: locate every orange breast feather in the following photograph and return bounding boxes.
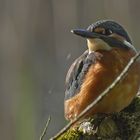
[65,48,140,121]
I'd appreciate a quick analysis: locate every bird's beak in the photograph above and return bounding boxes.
[71,29,101,39]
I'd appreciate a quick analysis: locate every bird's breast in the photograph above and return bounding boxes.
[65,48,140,121]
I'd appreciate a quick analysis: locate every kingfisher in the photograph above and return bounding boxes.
[64,20,140,121]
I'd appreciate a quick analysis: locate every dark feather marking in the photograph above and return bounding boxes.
[65,50,96,100]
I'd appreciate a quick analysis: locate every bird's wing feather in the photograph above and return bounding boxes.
[65,50,96,100]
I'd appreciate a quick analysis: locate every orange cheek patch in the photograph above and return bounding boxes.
[94,27,105,34]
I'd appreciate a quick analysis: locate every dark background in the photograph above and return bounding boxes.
[0,0,140,140]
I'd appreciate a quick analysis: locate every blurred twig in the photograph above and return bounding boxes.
[50,50,140,140]
[40,116,51,140]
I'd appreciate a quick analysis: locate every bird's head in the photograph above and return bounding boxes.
[71,20,135,52]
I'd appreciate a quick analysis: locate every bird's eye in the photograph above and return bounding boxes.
[105,29,113,35]
[102,30,106,35]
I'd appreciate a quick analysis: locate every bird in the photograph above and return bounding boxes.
[64,20,140,121]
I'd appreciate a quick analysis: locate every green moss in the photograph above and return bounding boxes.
[57,128,81,140]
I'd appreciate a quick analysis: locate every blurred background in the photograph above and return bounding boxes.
[0,0,140,140]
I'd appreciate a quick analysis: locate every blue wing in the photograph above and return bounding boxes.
[65,50,96,100]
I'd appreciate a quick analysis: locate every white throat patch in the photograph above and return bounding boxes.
[87,38,112,53]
